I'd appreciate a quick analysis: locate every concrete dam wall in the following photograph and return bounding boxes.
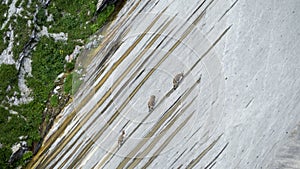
[28,0,300,168]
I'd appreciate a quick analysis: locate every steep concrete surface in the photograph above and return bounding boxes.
[28,0,300,168]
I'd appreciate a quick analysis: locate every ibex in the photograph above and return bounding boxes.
[118,130,125,147]
[148,95,156,112]
[173,72,184,90]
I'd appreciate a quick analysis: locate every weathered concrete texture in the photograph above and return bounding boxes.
[212,0,300,168]
[30,0,300,168]
[268,124,300,169]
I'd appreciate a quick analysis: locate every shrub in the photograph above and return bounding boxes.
[22,151,33,162]
[65,62,75,72]
[64,73,73,94]
[0,64,19,102]
[50,95,59,107]
[0,146,12,167]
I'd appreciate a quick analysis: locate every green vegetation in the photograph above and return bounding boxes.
[50,95,59,107]
[0,4,9,52]
[22,151,33,162]
[64,72,84,95]
[0,4,8,23]
[91,5,115,32]
[65,61,75,72]
[27,36,72,102]
[64,73,73,94]
[47,0,115,40]
[11,16,32,60]
[0,29,8,53]
[0,106,27,168]
[0,64,19,103]
[0,0,117,167]
[0,145,12,167]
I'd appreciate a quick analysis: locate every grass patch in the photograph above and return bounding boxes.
[64,72,84,95]
[50,95,59,107]
[22,151,33,162]
[64,73,73,94]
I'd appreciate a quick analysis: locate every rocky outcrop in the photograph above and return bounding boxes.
[96,0,118,12]
[8,142,27,164]
[39,0,51,8]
